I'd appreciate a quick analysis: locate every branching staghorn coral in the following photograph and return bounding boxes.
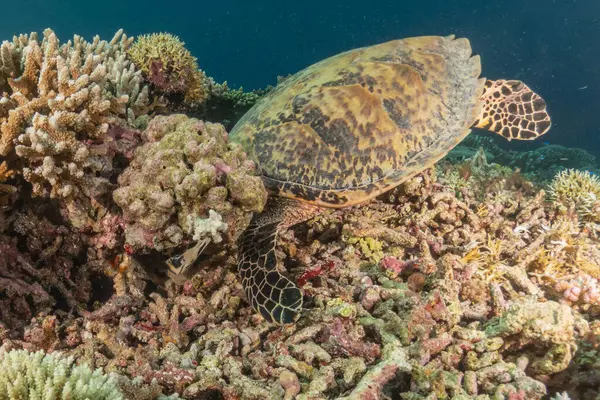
[127,33,209,105]
[0,28,150,155]
[521,216,600,307]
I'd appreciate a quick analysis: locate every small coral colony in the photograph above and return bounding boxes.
[0,29,599,399]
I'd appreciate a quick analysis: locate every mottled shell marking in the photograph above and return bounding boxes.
[230,35,485,207]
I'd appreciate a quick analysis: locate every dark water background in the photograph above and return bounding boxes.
[3,0,599,159]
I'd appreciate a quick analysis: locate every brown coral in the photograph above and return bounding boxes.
[113,114,267,252]
[127,33,210,105]
[0,161,16,206]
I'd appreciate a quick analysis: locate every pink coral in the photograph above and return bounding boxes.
[318,318,381,363]
[555,273,600,305]
[379,256,419,275]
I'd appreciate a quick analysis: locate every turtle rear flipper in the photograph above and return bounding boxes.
[474,79,551,140]
[238,198,321,324]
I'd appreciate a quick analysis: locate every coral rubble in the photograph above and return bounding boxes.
[4,158,599,399]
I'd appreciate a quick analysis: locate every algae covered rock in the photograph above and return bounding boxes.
[113,114,267,252]
[484,298,579,344]
[484,297,587,376]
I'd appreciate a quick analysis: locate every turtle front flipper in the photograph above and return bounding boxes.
[474,79,551,140]
[238,198,322,324]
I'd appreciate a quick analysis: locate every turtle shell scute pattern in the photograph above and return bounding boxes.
[229,35,485,207]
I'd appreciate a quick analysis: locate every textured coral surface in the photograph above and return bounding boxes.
[3,160,600,399]
[0,27,599,400]
[127,33,210,105]
[113,114,267,252]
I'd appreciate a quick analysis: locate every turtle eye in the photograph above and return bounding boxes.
[167,255,183,268]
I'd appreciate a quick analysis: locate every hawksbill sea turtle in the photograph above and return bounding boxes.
[225,35,551,324]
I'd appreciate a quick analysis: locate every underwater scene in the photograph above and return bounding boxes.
[1,0,600,399]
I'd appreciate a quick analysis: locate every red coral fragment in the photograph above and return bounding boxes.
[297,260,335,287]
[379,256,419,274]
[421,333,453,356]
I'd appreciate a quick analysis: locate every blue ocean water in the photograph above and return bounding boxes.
[3,0,599,158]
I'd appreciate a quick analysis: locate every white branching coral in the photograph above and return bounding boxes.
[0,28,154,229]
[186,209,228,243]
[1,28,150,155]
[0,349,123,399]
[548,169,600,223]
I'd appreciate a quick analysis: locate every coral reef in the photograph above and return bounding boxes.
[448,134,599,184]
[3,163,599,399]
[1,26,599,400]
[127,33,210,105]
[113,114,267,252]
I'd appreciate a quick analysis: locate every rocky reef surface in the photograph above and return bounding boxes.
[0,28,599,400]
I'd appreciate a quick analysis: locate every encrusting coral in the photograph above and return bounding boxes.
[113,114,267,252]
[127,33,210,105]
